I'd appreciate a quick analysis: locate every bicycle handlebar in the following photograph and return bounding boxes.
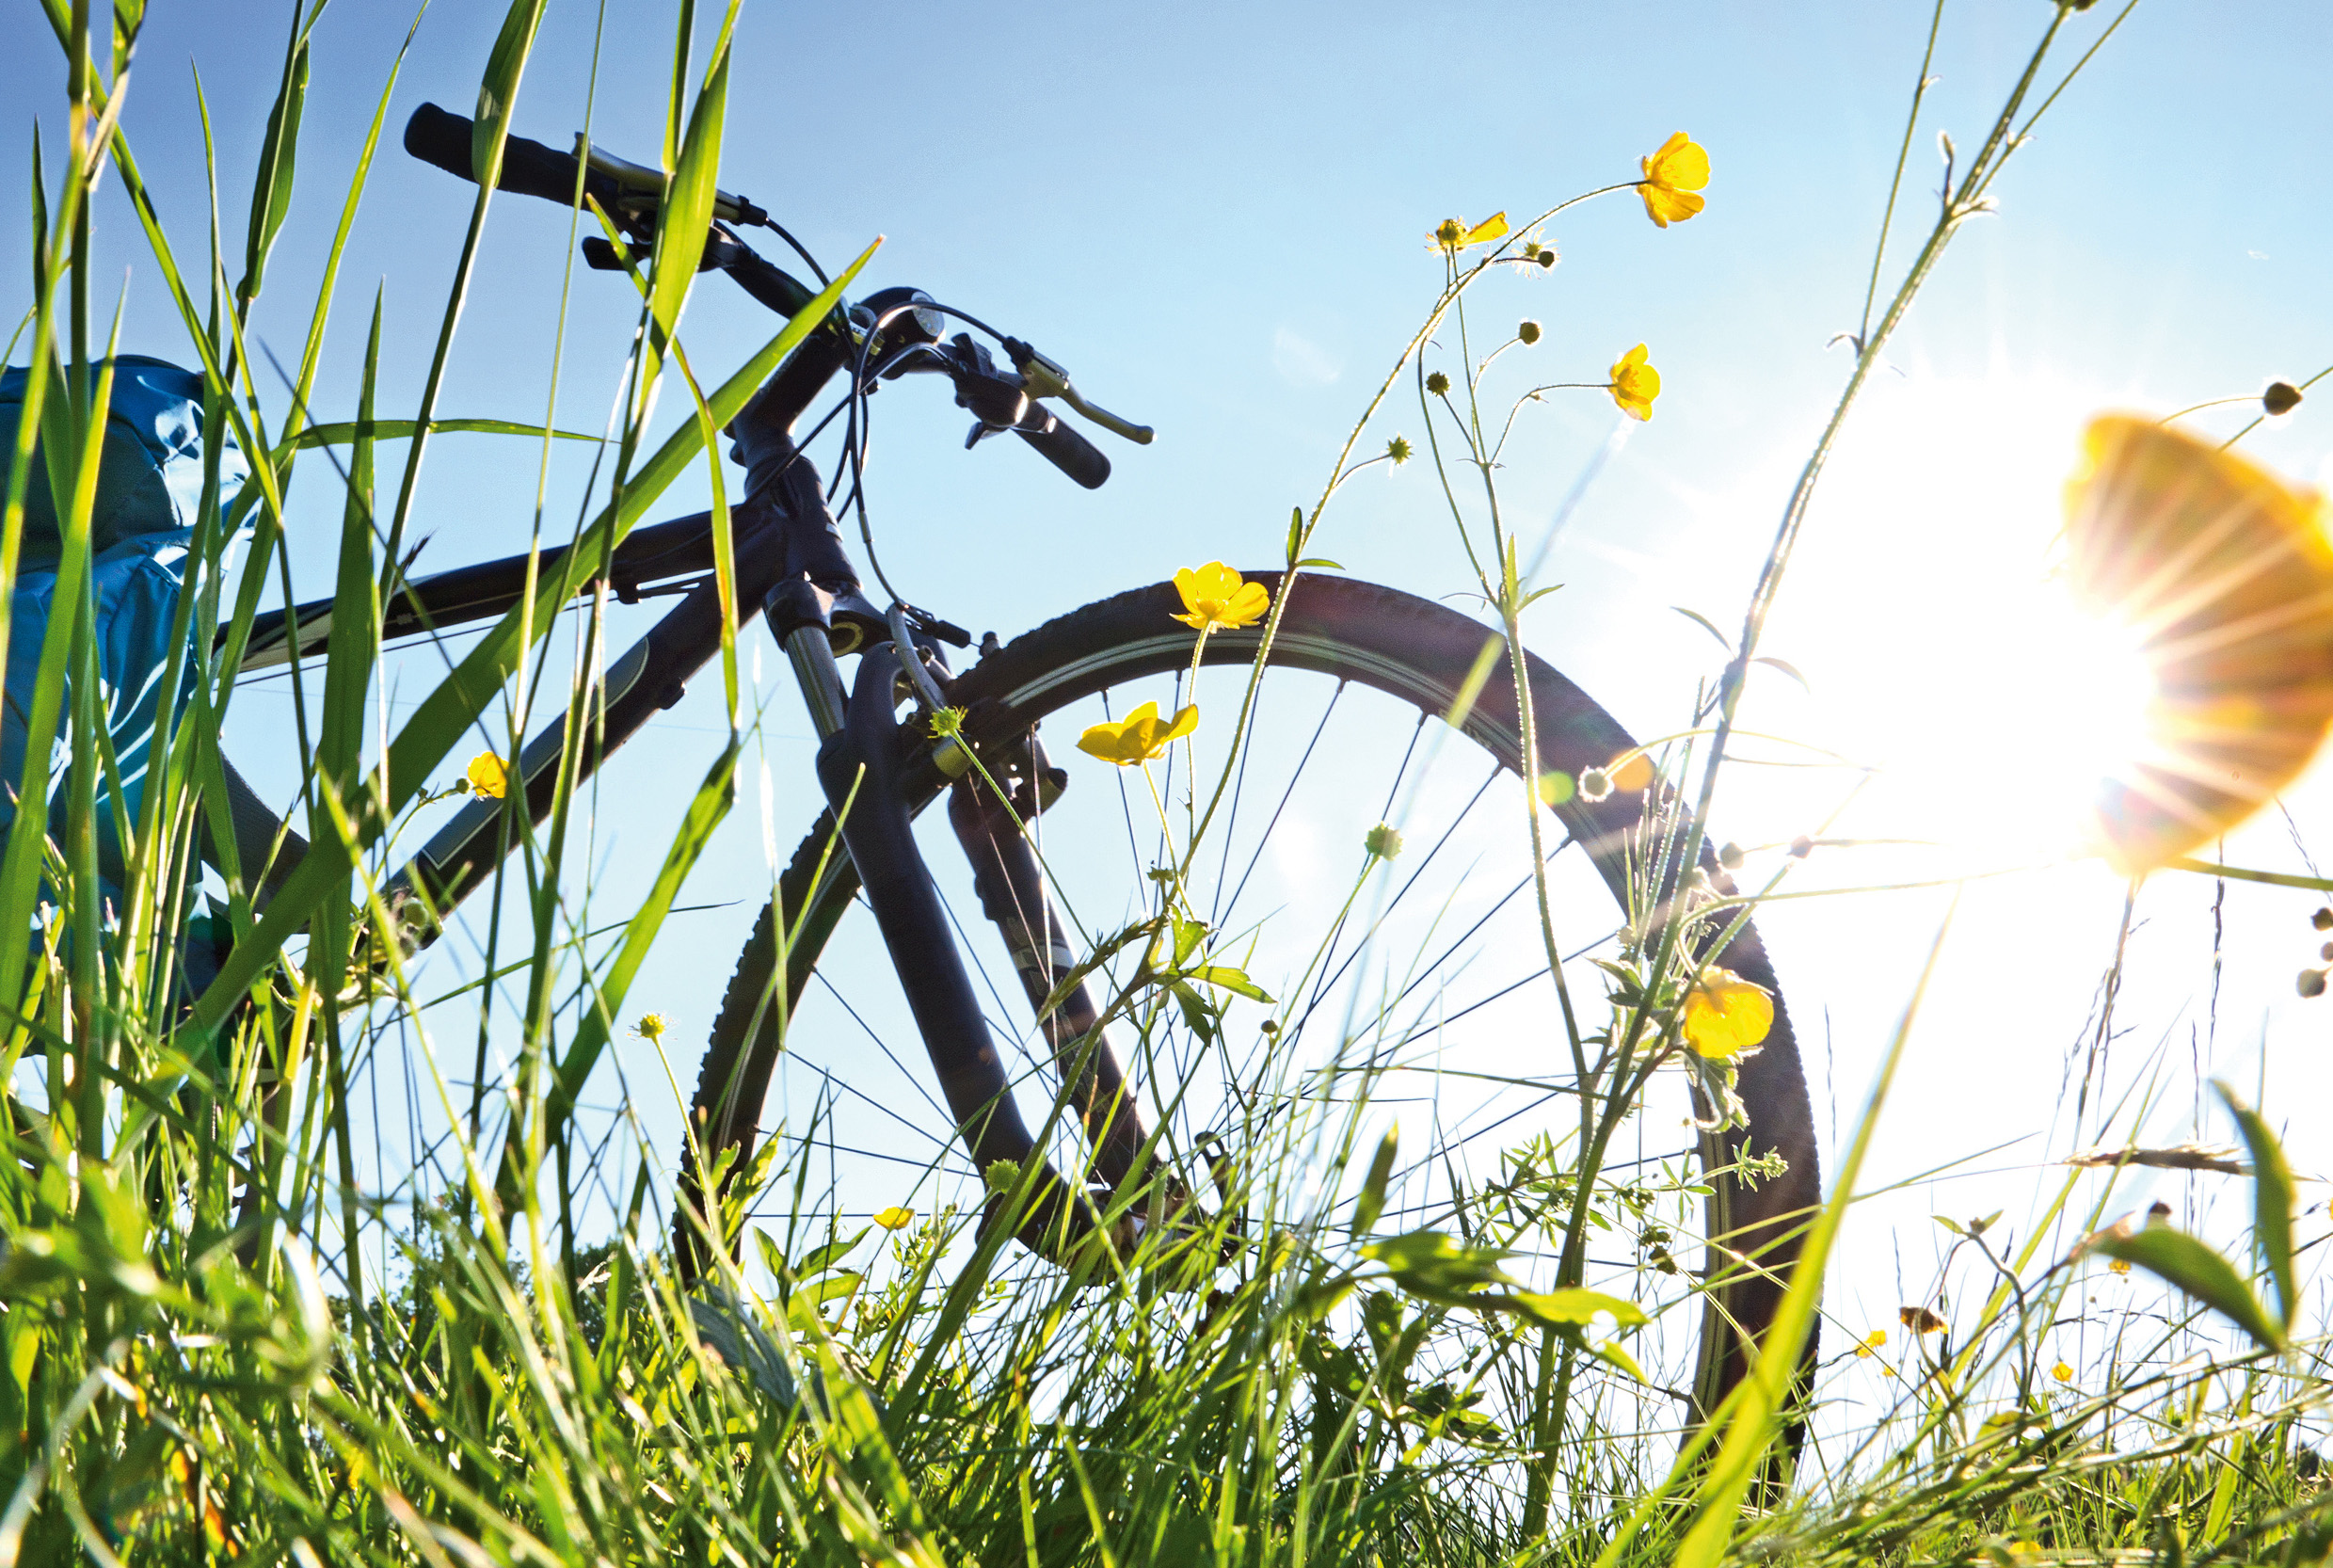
[404,103,613,209]
[1014,407,1111,489]
[400,103,1147,488]
[403,103,769,226]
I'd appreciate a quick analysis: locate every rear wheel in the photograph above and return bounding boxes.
[681,570,1819,1426]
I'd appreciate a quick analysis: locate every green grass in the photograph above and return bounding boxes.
[0,0,2326,1563]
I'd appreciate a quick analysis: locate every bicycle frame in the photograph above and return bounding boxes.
[238,389,1145,1259]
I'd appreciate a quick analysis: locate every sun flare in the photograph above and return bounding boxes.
[1759,382,2333,876]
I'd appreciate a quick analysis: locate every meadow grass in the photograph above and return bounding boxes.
[0,0,2325,1563]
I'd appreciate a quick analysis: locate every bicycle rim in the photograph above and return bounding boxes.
[685,571,1820,1432]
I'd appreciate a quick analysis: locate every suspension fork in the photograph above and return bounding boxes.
[808,632,1103,1255]
[945,736,1187,1214]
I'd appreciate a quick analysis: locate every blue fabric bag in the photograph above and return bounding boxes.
[0,356,251,887]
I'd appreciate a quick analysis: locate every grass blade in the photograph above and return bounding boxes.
[2213,1081,2298,1333]
[188,243,875,1032]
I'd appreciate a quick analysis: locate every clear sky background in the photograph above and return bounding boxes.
[8,0,2333,1422]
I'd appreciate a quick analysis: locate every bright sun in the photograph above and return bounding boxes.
[1755,374,2165,870]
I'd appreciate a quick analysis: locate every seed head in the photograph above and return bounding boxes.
[1517,320,1542,346]
[1788,834,1814,859]
[2301,968,2328,999]
[2265,381,2304,416]
[2314,906,2333,931]
[1386,436,1413,465]
[1718,841,1745,870]
[1426,371,1451,396]
[1365,823,1404,859]
[1578,766,1613,803]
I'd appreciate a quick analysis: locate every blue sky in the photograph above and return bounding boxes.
[8,1,2333,1401]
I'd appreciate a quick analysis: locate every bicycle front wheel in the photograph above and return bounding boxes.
[684,570,1819,1425]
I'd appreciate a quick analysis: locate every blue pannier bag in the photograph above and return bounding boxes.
[0,355,251,894]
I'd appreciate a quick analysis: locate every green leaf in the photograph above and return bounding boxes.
[1350,1127,1398,1239]
[1933,1214,1965,1237]
[2089,1224,2285,1352]
[306,296,387,1006]
[795,1227,872,1279]
[646,22,732,358]
[799,1272,862,1307]
[472,0,551,184]
[1291,1271,1357,1323]
[1505,1288,1650,1331]
[2216,1081,2297,1331]
[1292,557,1344,570]
[1169,981,1220,1043]
[1588,1337,1654,1384]
[1364,1229,1512,1300]
[280,417,600,456]
[1671,605,1732,650]
[237,38,308,307]
[1172,915,1208,968]
[1187,964,1273,1004]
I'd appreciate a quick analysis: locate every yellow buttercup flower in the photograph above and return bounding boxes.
[2052,1360,2074,1384]
[1610,344,1661,422]
[2108,1256,2132,1276]
[1854,1329,1887,1358]
[1172,563,1270,632]
[1680,967,1774,1059]
[2062,416,2333,875]
[1077,700,1200,766]
[1638,132,1709,228]
[873,1206,915,1231]
[1430,213,1510,252]
[468,751,509,799]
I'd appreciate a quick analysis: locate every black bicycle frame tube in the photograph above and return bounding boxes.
[237,511,730,673]
[391,509,795,920]
[815,646,1099,1254]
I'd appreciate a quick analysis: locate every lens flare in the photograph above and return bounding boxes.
[2063,417,2333,874]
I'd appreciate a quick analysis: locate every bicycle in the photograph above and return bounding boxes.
[244,101,1825,1430]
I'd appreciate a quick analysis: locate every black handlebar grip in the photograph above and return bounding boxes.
[404,102,605,207]
[1015,410,1111,489]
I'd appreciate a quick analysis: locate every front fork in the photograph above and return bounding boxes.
[775,584,1167,1255]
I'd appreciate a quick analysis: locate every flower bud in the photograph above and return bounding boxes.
[1718,841,1745,870]
[1788,834,1814,859]
[1365,823,1404,859]
[1426,371,1451,396]
[1517,320,1542,345]
[2321,941,2333,962]
[1577,766,1612,803]
[2265,380,2304,416]
[2301,968,2328,999]
[2314,906,2333,931]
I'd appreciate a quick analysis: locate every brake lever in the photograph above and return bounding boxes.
[1001,337,1155,445]
[946,334,1033,447]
